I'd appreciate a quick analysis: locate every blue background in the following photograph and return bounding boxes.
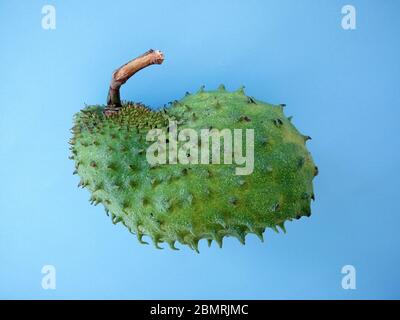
[1,0,399,299]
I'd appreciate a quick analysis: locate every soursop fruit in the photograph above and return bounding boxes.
[70,50,317,252]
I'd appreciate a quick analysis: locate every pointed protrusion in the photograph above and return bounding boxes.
[112,216,123,225]
[89,195,95,204]
[303,135,312,142]
[168,240,179,251]
[288,116,293,122]
[271,225,279,233]
[151,236,164,249]
[254,228,264,242]
[207,239,212,247]
[172,100,180,108]
[190,239,200,253]
[137,232,149,245]
[277,222,286,233]
[198,85,205,93]
[212,231,223,248]
[303,205,312,217]
[215,235,223,248]
[218,84,226,91]
[235,232,246,245]
[236,85,246,95]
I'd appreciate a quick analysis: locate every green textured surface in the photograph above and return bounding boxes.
[70,86,317,252]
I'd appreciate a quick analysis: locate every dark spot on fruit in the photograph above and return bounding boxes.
[229,197,238,206]
[301,192,309,200]
[273,119,283,127]
[272,203,280,212]
[239,115,251,122]
[247,96,256,104]
[297,157,305,168]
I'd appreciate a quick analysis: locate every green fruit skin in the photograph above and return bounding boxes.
[70,87,317,252]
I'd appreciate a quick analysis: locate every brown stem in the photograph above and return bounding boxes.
[106,49,164,109]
